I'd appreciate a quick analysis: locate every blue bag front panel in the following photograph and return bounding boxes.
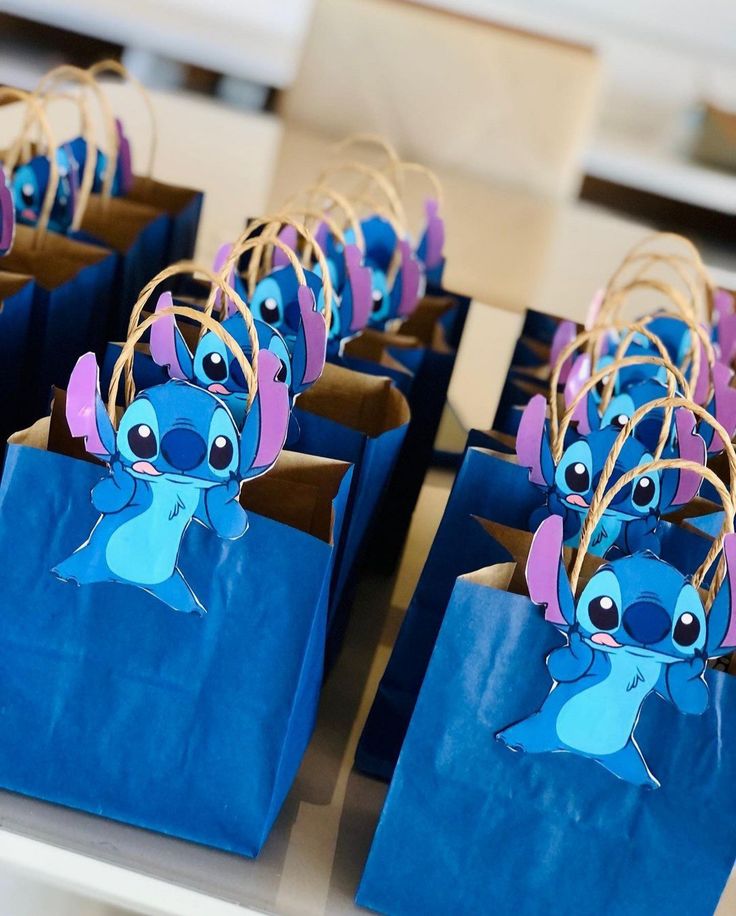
[358,579,736,916]
[0,444,331,856]
[291,408,408,633]
[29,251,118,411]
[73,212,170,346]
[356,446,714,780]
[0,277,35,437]
[164,191,203,264]
[368,347,455,572]
[337,352,415,398]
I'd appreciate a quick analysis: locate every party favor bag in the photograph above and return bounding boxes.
[293,361,410,658]
[0,276,334,857]
[357,388,722,779]
[0,270,36,441]
[358,540,736,915]
[360,445,736,913]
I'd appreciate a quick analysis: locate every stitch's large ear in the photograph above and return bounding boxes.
[59,143,79,221]
[706,533,736,655]
[715,289,736,365]
[526,515,575,626]
[396,239,422,317]
[344,243,372,333]
[702,361,736,455]
[661,407,706,508]
[239,350,290,479]
[550,320,578,385]
[65,352,116,461]
[212,242,240,318]
[149,292,194,380]
[290,285,327,393]
[516,394,555,486]
[115,119,134,195]
[584,288,605,330]
[272,226,299,268]
[0,168,16,255]
[419,198,445,269]
[563,354,601,434]
[692,333,711,406]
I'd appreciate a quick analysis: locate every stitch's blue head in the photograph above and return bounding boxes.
[12,146,78,233]
[116,381,240,486]
[192,316,291,415]
[249,265,323,340]
[554,427,662,522]
[576,556,706,663]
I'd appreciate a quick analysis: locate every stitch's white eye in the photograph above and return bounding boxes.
[615,414,628,428]
[589,594,619,630]
[128,423,157,459]
[633,476,655,507]
[21,183,35,203]
[202,351,227,382]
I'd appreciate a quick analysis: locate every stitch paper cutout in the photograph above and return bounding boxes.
[12,144,80,233]
[150,289,325,427]
[416,197,445,286]
[517,394,706,555]
[68,118,133,197]
[53,348,289,615]
[0,169,16,255]
[497,514,736,788]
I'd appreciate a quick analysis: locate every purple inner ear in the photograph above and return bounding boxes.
[212,243,238,317]
[66,352,111,458]
[115,119,134,195]
[516,394,548,486]
[150,292,189,380]
[584,288,605,330]
[345,243,372,332]
[710,361,736,452]
[563,353,592,429]
[550,320,578,385]
[298,285,327,385]
[718,313,736,367]
[273,226,298,269]
[526,515,568,625]
[692,333,710,406]
[397,240,422,317]
[422,198,445,269]
[719,534,736,648]
[671,407,706,505]
[714,288,735,325]
[252,350,290,469]
[0,170,15,255]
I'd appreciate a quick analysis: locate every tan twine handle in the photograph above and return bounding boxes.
[602,233,713,323]
[605,309,716,405]
[282,184,366,251]
[332,133,400,167]
[28,64,119,212]
[572,396,736,599]
[318,160,408,234]
[109,304,254,425]
[88,58,157,192]
[120,261,258,407]
[549,322,678,447]
[229,216,333,328]
[556,354,689,462]
[0,88,59,248]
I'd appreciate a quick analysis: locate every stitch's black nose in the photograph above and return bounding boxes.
[161,428,206,472]
[623,600,670,646]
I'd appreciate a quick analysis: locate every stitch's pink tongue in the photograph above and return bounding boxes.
[132,461,161,476]
[566,494,588,507]
[208,383,229,395]
[591,633,621,648]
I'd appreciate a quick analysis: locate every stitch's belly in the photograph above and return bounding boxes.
[105,487,199,584]
[555,660,658,756]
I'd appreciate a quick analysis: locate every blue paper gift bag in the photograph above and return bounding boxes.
[357,443,715,780]
[3,225,117,417]
[291,362,410,661]
[0,429,341,856]
[358,571,736,916]
[127,177,203,265]
[72,194,170,344]
[0,271,35,439]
